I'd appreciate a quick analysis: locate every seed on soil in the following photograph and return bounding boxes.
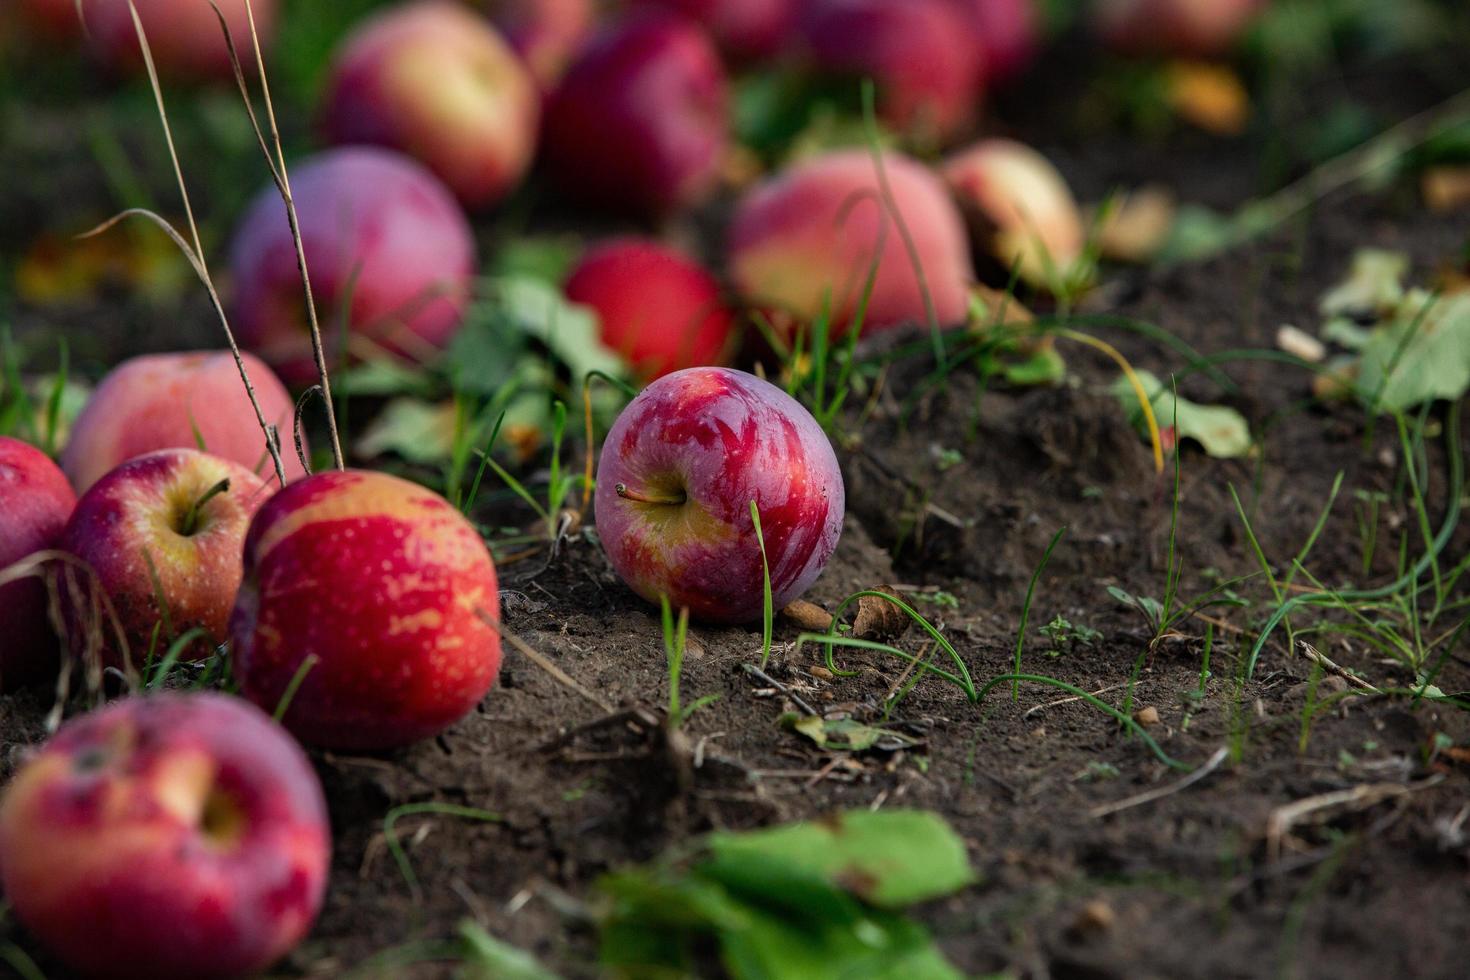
[1134,706,1161,727]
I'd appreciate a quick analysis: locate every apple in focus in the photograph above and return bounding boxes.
[727,148,975,342]
[0,437,76,689]
[61,350,303,494]
[595,367,844,623]
[229,146,476,385]
[0,692,330,980]
[319,0,539,210]
[230,470,502,750]
[59,449,269,668]
[542,12,730,218]
[564,237,734,380]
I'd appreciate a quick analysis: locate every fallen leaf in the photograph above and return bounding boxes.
[852,588,910,642]
[1354,292,1470,412]
[782,713,920,753]
[1091,185,1177,263]
[1422,166,1470,213]
[1110,370,1253,458]
[1319,249,1409,321]
[1165,61,1250,136]
[353,398,458,464]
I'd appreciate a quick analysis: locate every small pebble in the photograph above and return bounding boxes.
[1134,706,1161,727]
[1069,899,1116,937]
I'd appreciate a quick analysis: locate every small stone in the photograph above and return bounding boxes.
[1134,706,1161,727]
[1069,899,1116,937]
[810,666,834,680]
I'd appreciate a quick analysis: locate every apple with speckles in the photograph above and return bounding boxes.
[60,449,269,669]
[595,367,843,623]
[0,437,76,689]
[61,350,303,494]
[0,692,330,980]
[565,237,734,380]
[229,470,502,750]
[319,1,539,210]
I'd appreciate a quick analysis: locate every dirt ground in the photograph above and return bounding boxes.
[4,33,1470,980]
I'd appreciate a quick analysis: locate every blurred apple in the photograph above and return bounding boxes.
[797,0,982,144]
[83,0,279,82]
[61,350,303,494]
[231,470,502,750]
[1093,0,1267,58]
[487,0,593,88]
[0,693,329,979]
[630,0,797,61]
[60,449,268,668]
[230,146,477,385]
[946,0,1041,83]
[942,138,1083,288]
[15,0,81,43]
[320,1,539,210]
[543,12,730,218]
[728,148,974,341]
[565,238,734,380]
[0,437,75,689]
[595,367,844,623]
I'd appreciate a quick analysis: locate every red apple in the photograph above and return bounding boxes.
[0,692,329,979]
[487,0,593,89]
[946,0,1041,84]
[727,148,975,341]
[629,0,797,61]
[797,0,982,143]
[229,146,477,385]
[230,470,502,750]
[319,1,539,210]
[15,0,81,43]
[543,12,730,218]
[942,138,1084,288]
[565,238,734,380]
[82,0,279,82]
[59,449,269,668]
[0,438,76,689]
[1093,0,1266,58]
[594,367,844,623]
[61,350,303,494]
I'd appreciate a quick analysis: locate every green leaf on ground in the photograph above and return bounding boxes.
[781,713,921,753]
[1110,370,1252,458]
[1353,292,1470,412]
[457,922,562,980]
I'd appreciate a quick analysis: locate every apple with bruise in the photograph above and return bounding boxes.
[942,138,1084,288]
[0,437,76,689]
[594,367,844,623]
[1094,0,1267,57]
[796,0,982,143]
[319,1,539,210]
[565,238,734,380]
[542,12,730,218]
[0,692,329,979]
[230,470,502,750]
[229,146,476,385]
[59,449,269,669]
[61,350,303,494]
[727,148,974,342]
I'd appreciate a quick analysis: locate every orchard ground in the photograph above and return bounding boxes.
[4,12,1470,980]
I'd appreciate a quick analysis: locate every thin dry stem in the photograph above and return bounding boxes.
[476,609,613,712]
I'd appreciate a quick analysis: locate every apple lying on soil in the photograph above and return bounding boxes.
[230,146,477,385]
[488,0,593,89]
[1093,0,1266,58]
[230,470,502,750]
[60,449,269,669]
[796,0,982,143]
[595,367,844,623]
[727,148,975,342]
[630,0,797,62]
[543,12,730,218]
[0,692,330,980]
[60,350,302,494]
[0,437,76,689]
[82,0,279,82]
[565,238,734,380]
[942,138,1084,288]
[320,0,539,210]
[946,0,1041,84]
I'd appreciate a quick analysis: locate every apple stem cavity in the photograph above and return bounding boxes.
[615,483,687,506]
[179,478,231,537]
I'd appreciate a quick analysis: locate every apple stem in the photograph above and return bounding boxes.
[180,478,231,536]
[615,483,687,506]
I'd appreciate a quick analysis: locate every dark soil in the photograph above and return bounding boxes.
[4,37,1470,980]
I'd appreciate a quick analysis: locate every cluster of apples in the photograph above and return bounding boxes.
[0,356,506,974]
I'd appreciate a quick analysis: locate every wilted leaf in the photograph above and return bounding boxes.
[1110,370,1252,458]
[15,226,188,306]
[782,713,919,753]
[704,810,975,909]
[1319,249,1409,321]
[852,588,910,642]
